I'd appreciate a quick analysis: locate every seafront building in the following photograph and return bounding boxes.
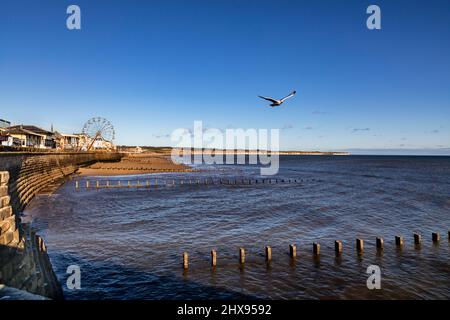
[5,125,56,148]
[0,120,115,150]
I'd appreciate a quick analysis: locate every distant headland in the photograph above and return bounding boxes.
[117,146,351,156]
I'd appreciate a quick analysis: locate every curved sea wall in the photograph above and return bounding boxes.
[0,152,122,299]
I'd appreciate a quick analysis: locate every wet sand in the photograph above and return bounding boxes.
[78,153,192,176]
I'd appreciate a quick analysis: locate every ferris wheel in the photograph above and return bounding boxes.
[82,117,115,150]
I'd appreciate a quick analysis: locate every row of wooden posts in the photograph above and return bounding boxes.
[182,232,449,269]
[75,177,306,189]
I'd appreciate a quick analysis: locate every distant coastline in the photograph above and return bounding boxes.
[117,146,351,156]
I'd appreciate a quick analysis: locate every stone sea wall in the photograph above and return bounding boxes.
[0,152,122,299]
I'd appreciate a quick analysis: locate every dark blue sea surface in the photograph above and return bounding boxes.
[24,156,450,299]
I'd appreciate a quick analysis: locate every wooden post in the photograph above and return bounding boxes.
[376,237,384,250]
[118,180,121,187]
[265,246,272,262]
[75,181,79,189]
[182,252,188,270]
[86,181,90,188]
[155,179,157,187]
[414,233,421,245]
[239,248,245,264]
[432,232,440,243]
[211,250,217,267]
[289,244,297,258]
[335,240,343,254]
[106,181,110,188]
[313,242,320,256]
[356,238,363,253]
[146,180,149,187]
[128,181,131,188]
[137,180,140,187]
[96,181,100,188]
[395,236,404,247]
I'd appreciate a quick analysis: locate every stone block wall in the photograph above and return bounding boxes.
[0,152,122,299]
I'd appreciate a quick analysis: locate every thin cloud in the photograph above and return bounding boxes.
[153,134,171,139]
[352,128,371,133]
[304,126,314,130]
[312,110,330,115]
[281,124,294,130]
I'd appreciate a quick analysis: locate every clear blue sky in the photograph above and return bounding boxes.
[1,0,449,154]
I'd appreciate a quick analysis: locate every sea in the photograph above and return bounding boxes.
[24,155,450,299]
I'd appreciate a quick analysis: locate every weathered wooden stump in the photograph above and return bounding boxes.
[239,248,245,264]
[289,244,297,258]
[183,252,188,270]
[432,232,440,243]
[265,246,272,262]
[395,236,404,247]
[313,242,320,256]
[356,238,364,253]
[414,233,422,245]
[335,240,343,254]
[211,250,217,267]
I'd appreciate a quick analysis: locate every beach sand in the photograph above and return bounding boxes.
[78,153,192,176]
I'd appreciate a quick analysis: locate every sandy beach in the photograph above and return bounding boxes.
[78,153,193,176]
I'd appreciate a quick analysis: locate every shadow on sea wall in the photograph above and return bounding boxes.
[0,152,122,299]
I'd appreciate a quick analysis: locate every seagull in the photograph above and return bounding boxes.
[258,90,296,107]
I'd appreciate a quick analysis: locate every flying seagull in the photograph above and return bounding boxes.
[258,90,296,107]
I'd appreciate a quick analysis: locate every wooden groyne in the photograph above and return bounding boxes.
[75,177,315,190]
[180,232,449,270]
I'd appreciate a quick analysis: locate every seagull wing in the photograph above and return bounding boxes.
[280,90,296,102]
[258,96,278,104]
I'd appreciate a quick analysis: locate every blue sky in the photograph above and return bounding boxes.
[1,0,449,154]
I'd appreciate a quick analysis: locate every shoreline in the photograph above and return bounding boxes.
[78,153,193,176]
